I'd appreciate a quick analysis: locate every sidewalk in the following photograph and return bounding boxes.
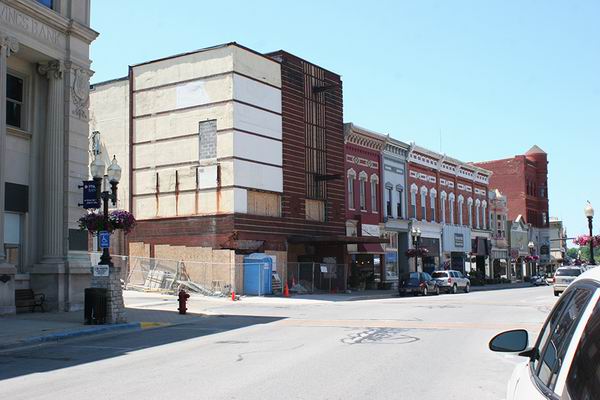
[0,305,208,352]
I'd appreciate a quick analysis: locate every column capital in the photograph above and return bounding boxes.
[0,34,19,56]
[38,60,64,80]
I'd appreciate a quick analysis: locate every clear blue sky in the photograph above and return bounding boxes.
[91,0,600,242]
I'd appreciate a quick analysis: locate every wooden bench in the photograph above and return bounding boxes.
[15,289,46,313]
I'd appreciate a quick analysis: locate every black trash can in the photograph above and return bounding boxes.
[84,288,107,325]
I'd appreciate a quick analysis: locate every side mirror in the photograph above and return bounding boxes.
[489,329,528,352]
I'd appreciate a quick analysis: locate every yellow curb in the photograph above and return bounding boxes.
[140,322,171,329]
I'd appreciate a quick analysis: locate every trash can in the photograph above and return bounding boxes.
[84,288,107,325]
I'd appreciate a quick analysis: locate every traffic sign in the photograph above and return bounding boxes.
[99,231,110,249]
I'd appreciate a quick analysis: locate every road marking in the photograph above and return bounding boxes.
[278,319,543,331]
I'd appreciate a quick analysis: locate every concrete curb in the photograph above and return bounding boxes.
[0,321,168,352]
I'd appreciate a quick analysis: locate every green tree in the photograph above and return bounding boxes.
[569,246,600,263]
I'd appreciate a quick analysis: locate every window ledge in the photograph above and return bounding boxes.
[7,126,32,140]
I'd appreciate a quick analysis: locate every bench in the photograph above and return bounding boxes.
[15,289,46,313]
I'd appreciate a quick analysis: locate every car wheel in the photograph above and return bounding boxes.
[435,286,440,295]
[452,284,458,294]
[422,287,428,296]
[464,284,470,293]
[554,291,559,297]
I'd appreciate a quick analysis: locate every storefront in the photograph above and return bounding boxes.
[442,225,471,273]
[471,234,491,277]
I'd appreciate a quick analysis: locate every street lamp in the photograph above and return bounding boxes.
[528,241,536,276]
[584,201,596,265]
[90,155,121,266]
[411,227,422,272]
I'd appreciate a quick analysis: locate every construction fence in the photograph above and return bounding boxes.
[88,253,349,296]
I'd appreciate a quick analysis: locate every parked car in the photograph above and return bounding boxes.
[553,266,584,296]
[431,270,470,293]
[488,266,600,400]
[398,272,440,296]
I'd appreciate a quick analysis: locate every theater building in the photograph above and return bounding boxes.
[0,0,97,314]
[90,43,353,293]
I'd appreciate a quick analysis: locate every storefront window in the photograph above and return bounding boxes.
[4,212,23,272]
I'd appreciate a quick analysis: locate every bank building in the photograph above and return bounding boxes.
[0,0,97,314]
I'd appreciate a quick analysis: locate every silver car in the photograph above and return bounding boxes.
[431,270,470,294]
[553,266,583,296]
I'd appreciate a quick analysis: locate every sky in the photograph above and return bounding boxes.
[90,0,600,242]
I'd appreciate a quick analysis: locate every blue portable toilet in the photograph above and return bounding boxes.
[243,254,273,295]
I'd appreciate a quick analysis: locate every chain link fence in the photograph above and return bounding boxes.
[286,262,347,294]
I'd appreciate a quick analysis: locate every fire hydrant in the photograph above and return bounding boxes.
[178,289,190,315]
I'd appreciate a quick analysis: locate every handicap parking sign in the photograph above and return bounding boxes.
[99,231,110,249]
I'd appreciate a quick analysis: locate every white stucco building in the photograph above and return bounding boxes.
[0,0,98,314]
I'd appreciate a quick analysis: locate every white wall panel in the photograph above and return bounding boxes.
[233,159,282,193]
[233,102,282,140]
[134,136,198,169]
[233,74,281,114]
[5,135,30,185]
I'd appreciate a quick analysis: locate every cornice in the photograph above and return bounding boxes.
[5,0,99,44]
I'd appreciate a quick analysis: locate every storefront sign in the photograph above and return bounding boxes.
[386,252,398,262]
[361,224,381,238]
[454,233,464,248]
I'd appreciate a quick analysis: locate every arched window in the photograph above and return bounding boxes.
[467,197,474,227]
[359,171,368,211]
[458,195,464,225]
[410,184,418,218]
[449,193,455,225]
[385,182,393,218]
[430,188,437,222]
[396,184,404,219]
[440,191,447,224]
[420,186,428,221]
[347,169,356,210]
[475,199,481,229]
[482,200,488,230]
[370,174,379,212]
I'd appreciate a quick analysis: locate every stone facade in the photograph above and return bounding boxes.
[0,0,98,314]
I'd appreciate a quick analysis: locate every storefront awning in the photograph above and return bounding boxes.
[357,243,385,254]
[288,235,388,245]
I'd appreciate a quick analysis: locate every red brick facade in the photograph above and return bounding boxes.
[474,146,549,228]
[407,148,491,229]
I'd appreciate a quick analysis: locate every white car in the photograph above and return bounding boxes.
[489,267,600,399]
[553,266,584,296]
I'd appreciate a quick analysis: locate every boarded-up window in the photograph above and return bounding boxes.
[305,199,325,222]
[247,190,281,217]
[199,120,217,161]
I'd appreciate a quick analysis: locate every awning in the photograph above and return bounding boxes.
[288,235,388,245]
[358,243,385,254]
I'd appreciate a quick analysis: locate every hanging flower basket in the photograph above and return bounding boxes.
[78,210,136,235]
[405,248,429,258]
[574,234,600,248]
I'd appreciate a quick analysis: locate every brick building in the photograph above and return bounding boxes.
[474,145,549,228]
[344,124,386,289]
[406,146,492,275]
[474,145,550,269]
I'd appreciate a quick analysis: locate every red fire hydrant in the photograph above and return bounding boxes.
[178,289,190,315]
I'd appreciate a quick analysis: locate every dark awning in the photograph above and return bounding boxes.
[288,235,388,245]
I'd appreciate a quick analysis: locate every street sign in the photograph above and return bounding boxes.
[81,180,100,209]
[93,264,109,277]
[99,231,110,249]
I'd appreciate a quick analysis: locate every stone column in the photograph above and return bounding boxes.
[37,61,65,263]
[0,34,19,315]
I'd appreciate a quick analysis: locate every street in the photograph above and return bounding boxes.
[0,287,555,400]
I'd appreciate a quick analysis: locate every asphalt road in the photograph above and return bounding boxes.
[0,286,556,400]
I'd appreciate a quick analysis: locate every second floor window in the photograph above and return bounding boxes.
[386,187,392,216]
[7,74,24,129]
[397,188,403,219]
[370,179,378,212]
[37,0,53,8]
[359,178,366,210]
[348,176,355,209]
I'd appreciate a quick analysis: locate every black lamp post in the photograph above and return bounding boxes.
[528,241,536,276]
[411,227,422,272]
[90,155,122,266]
[584,202,596,265]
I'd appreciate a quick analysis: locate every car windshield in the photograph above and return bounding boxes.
[431,272,448,278]
[555,269,581,277]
